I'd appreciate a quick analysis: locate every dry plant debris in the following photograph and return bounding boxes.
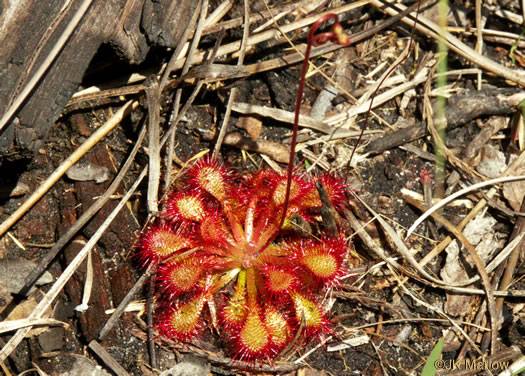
[1,0,525,375]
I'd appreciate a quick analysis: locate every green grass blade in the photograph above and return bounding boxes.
[422,337,444,376]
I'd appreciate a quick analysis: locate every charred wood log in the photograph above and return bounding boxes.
[0,0,199,158]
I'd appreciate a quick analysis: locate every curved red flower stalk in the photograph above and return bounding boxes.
[279,14,351,229]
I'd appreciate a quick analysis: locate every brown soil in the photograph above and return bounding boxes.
[1,1,525,375]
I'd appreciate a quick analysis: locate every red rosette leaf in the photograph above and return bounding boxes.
[158,294,206,342]
[162,192,207,223]
[187,157,230,201]
[271,174,309,207]
[199,210,234,248]
[262,264,297,298]
[294,236,347,286]
[232,304,273,362]
[157,255,210,298]
[247,169,280,198]
[137,223,192,265]
[263,305,293,351]
[290,291,331,337]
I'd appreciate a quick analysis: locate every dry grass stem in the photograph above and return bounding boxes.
[213,0,250,157]
[0,166,147,362]
[0,100,139,238]
[145,77,161,214]
[475,0,484,90]
[406,174,525,238]
[0,319,68,335]
[0,0,93,132]
[371,0,525,86]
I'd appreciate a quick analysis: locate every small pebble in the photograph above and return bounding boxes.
[66,160,110,183]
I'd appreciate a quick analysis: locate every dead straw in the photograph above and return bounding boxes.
[0,100,139,238]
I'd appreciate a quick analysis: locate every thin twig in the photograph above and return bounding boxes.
[0,100,138,238]
[99,263,155,340]
[89,340,130,376]
[0,160,147,362]
[325,63,432,126]
[404,196,498,354]
[0,0,94,132]
[145,76,161,214]
[213,0,250,158]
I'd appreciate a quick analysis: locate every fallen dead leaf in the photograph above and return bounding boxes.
[502,155,525,211]
[223,132,289,163]
[0,257,54,295]
[6,291,52,337]
[235,115,263,140]
[0,283,12,315]
[440,213,502,316]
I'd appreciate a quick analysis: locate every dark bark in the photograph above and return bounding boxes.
[0,0,199,157]
[365,88,524,154]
